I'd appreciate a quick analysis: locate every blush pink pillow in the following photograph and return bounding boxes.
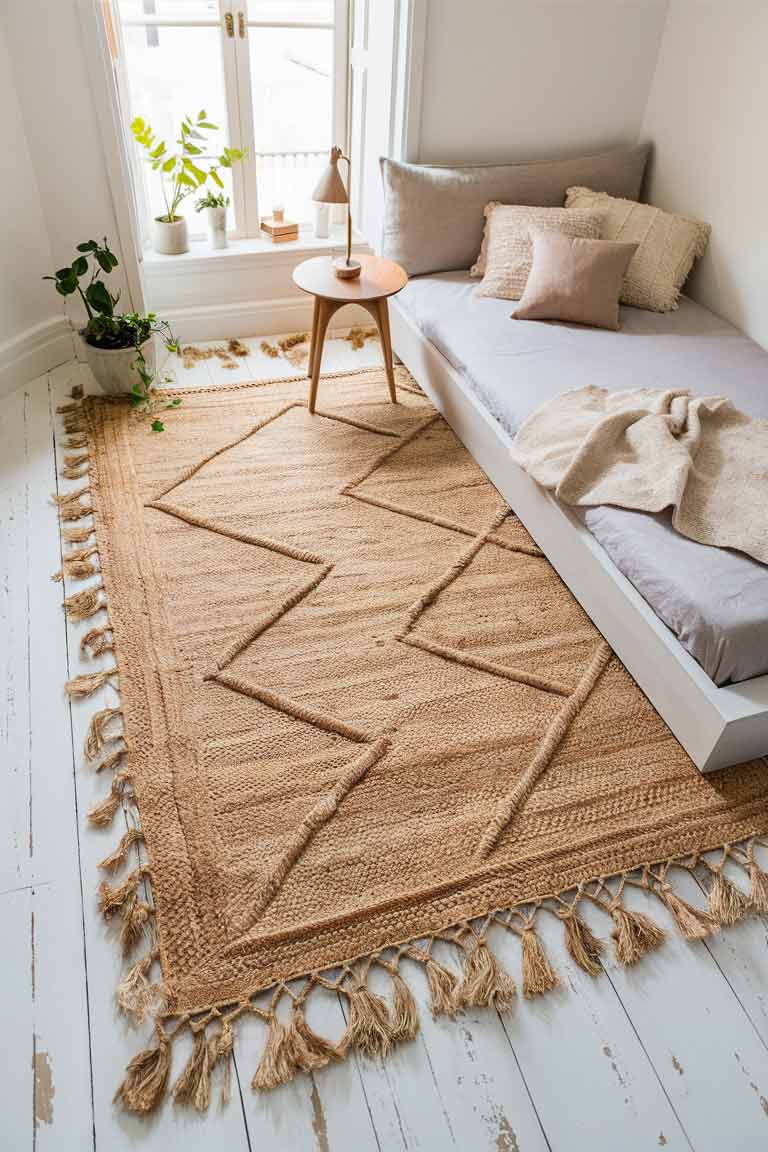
[511,229,639,330]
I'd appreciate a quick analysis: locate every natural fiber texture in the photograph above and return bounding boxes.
[56,366,768,1114]
[512,385,768,564]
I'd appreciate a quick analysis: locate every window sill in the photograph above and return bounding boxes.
[142,227,371,278]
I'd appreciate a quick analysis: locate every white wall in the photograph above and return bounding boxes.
[641,0,768,349]
[0,20,71,392]
[1,0,131,329]
[415,0,669,163]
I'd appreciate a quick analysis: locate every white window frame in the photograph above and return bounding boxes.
[115,0,349,241]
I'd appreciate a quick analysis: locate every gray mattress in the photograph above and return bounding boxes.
[395,271,768,686]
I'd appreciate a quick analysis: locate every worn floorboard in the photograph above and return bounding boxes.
[2,340,768,1151]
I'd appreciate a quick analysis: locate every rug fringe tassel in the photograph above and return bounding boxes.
[707,869,751,926]
[62,524,95,544]
[114,1023,170,1114]
[117,945,165,1026]
[99,865,153,955]
[560,909,604,977]
[65,666,117,698]
[747,849,768,913]
[52,484,92,521]
[657,882,717,940]
[455,934,517,1011]
[85,706,122,760]
[341,982,396,1059]
[81,624,114,658]
[88,768,132,827]
[172,1026,211,1111]
[53,546,100,583]
[208,1018,235,1106]
[98,827,145,872]
[423,954,459,1017]
[521,926,559,997]
[610,903,666,966]
[63,584,104,621]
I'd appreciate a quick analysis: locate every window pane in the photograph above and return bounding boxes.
[118,1,220,20]
[249,26,333,220]
[122,25,231,230]
[247,1,333,23]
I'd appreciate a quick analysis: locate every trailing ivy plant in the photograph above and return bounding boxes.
[131,110,245,222]
[130,345,182,433]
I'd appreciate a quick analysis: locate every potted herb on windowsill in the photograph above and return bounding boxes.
[132,110,245,255]
[196,190,230,249]
[44,238,177,395]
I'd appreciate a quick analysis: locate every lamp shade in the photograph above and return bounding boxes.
[312,146,349,204]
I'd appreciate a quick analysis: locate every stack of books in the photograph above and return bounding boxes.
[260,216,299,243]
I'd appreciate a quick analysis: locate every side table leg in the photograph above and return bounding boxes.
[308,299,333,414]
[375,298,397,403]
[307,296,320,379]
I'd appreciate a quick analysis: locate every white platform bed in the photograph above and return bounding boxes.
[390,275,768,773]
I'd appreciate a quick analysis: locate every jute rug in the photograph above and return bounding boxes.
[55,365,768,1114]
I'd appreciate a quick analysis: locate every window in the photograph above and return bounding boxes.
[116,0,348,240]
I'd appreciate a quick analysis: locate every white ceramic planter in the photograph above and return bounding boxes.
[206,205,227,249]
[152,216,189,255]
[80,334,155,396]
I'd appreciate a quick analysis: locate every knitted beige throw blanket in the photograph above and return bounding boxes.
[513,385,768,564]
[53,367,768,1117]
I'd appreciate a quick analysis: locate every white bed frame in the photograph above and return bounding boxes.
[390,300,768,773]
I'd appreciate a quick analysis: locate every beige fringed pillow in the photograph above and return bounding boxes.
[565,187,711,312]
[474,204,605,300]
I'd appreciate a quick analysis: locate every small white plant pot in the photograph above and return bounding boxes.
[206,205,228,249]
[313,201,330,239]
[152,216,189,255]
[80,333,156,396]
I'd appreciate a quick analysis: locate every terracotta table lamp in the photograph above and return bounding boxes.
[312,146,361,279]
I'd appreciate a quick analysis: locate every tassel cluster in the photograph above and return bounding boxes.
[63,583,104,621]
[88,768,132,827]
[520,927,559,997]
[84,706,122,760]
[64,666,117,698]
[252,1003,343,1091]
[116,945,165,1025]
[98,866,152,955]
[114,1024,170,1114]
[454,936,517,1011]
[610,904,666,966]
[561,910,604,977]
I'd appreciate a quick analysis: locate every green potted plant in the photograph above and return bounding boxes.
[132,110,245,255]
[44,238,177,395]
[196,190,230,249]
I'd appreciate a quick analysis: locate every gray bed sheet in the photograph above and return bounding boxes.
[396,271,768,685]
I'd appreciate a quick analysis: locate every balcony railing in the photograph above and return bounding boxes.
[255,148,331,222]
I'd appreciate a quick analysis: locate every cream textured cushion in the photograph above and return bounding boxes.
[565,187,711,312]
[476,205,604,300]
[512,230,639,331]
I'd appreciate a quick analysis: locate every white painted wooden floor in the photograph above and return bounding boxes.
[4,335,768,1152]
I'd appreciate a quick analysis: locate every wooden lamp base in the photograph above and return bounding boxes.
[333,257,361,280]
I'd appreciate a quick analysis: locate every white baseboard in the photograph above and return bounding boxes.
[0,316,76,397]
[161,295,372,343]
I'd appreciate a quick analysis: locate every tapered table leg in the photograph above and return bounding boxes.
[372,298,397,403]
[308,299,334,413]
[307,296,320,379]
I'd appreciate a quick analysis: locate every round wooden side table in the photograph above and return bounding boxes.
[292,253,408,413]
